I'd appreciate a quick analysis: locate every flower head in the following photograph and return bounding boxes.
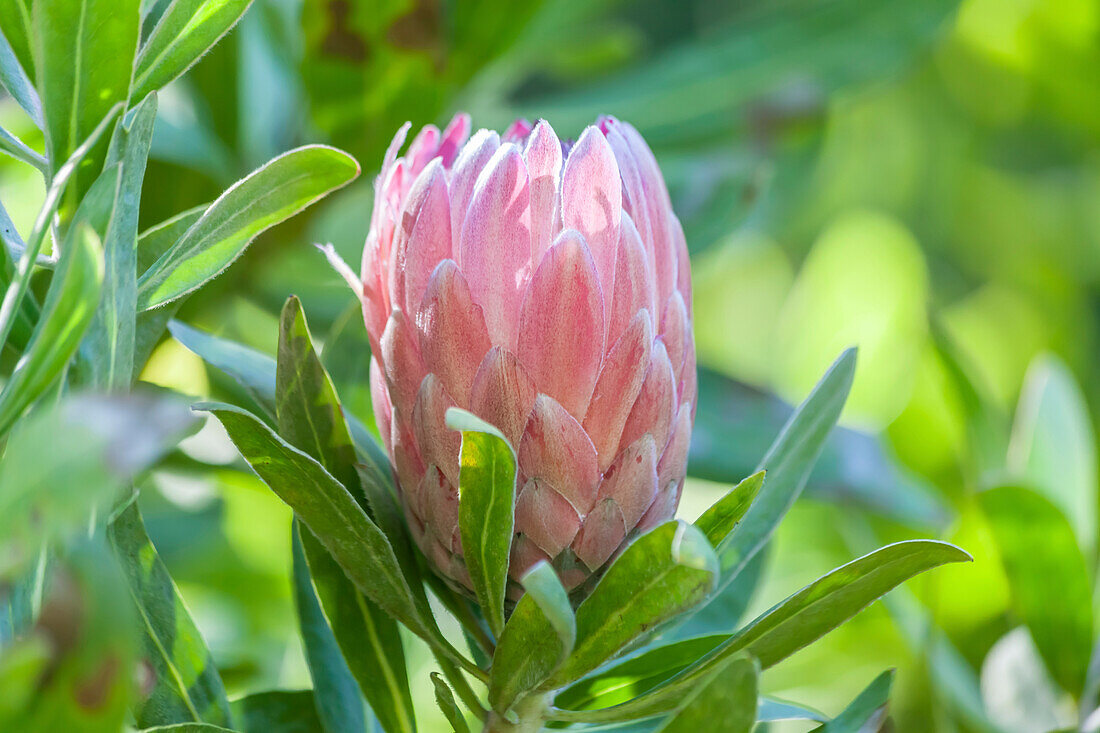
[359,114,695,596]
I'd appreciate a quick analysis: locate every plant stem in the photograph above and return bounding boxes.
[483,693,550,733]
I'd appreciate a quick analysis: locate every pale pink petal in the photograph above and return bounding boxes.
[391,414,425,494]
[660,291,689,386]
[559,567,588,591]
[369,357,393,453]
[516,231,605,420]
[619,120,677,305]
[618,340,676,456]
[598,434,658,529]
[380,310,424,422]
[607,213,655,347]
[518,394,600,515]
[415,261,491,408]
[638,479,681,533]
[680,336,697,418]
[524,120,563,267]
[412,374,461,489]
[459,143,532,347]
[449,129,500,247]
[670,211,692,317]
[583,310,652,472]
[406,124,440,177]
[422,465,460,553]
[603,119,654,269]
[469,346,537,448]
[515,478,582,557]
[657,404,692,491]
[572,499,627,571]
[509,535,551,583]
[503,118,533,143]
[562,126,621,318]
[360,238,388,351]
[394,160,452,316]
[437,113,472,167]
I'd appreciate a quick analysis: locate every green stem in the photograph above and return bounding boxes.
[483,694,550,733]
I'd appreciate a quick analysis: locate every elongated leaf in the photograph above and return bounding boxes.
[141,725,235,732]
[695,471,764,547]
[133,0,254,100]
[231,690,324,733]
[107,500,232,728]
[85,92,158,390]
[559,540,968,722]
[169,320,277,413]
[446,408,516,637]
[138,145,360,309]
[979,485,1092,698]
[656,654,758,733]
[546,521,718,688]
[490,561,576,713]
[291,523,366,733]
[0,123,46,172]
[675,349,856,636]
[431,674,471,733]
[810,669,894,732]
[299,523,416,733]
[0,24,40,126]
[0,221,103,435]
[202,402,427,637]
[0,0,34,88]
[32,0,138,206]
[758,698,829,723]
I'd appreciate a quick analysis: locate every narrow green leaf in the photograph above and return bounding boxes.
[490,561,576,713]
[298,523,416,733]
[169,320,277,413]
[231,689,324,733]
[85,92,158,390]
[979,485,1093,698]
[758,697,829,723]
[656,654,758,733]
[133,0,254,99]
[0,23,40,126]
[202,402,426,637]
[446,408,516,638]
[810,669,894,732]
[140,725,235,732]
[0,123,46,173]
[290,523,366,733]
[107,500,232,728]
[0,219,104,436]
[32,0,138,205]
[694,470,765,547]
[138,145,360,310]
[546,522,719,689]
[0,1,34,89]
[431,673,471,733]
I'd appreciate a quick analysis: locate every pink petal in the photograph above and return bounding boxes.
[637,479,681,534]
[670,211,692,317]
[603,120,654,267]
[415,260,491,408]
[449,129,500,249]
[360,238,388,352]
[598,434,658,530]
[380,310,424,422]
[391,159,452,316]
[572,499,627,571]
[518,394,600,516]
[607,213,656,348]
[516,231,605,420]
[559,567,588,591]
[437,113,471,167]
[680,337,697,418]
[406,124,440,177]
[657,403,692,491]
[469,346,537,448]
[369,357,393,453]
[509,534,551,583]
[515,478,582,557]
[524,120,563,267]
[660,291,689,387]
[412,374,461,489]
[618,340,676,456]
[619,120,677,306]
[459,144,532,347]
[390,413,425,495]
[503,118,533,143]
[562,126,621,318]
[422,465,460,553]
[583,310,653,472]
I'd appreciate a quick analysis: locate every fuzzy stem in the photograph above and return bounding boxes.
[483,693,550,733]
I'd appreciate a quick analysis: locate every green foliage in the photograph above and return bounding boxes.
[655,654,758,733]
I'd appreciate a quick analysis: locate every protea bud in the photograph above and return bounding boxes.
[355,113,695,597]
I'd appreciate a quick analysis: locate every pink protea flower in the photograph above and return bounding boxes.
[350,113,696,597]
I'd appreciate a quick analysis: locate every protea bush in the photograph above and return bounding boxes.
[353,113,696,599]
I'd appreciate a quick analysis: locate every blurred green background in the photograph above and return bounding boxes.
[4,0,1097,729]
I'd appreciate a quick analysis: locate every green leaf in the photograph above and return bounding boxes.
[137,146,360,310]
[231,689,324,733]
[276,295,360,496]
[0,123,46,173]
[446,407,516,638]
[546,521,719,688]
[0,23,40,126]
[431,673,471,733]
[0,1,34,90]
[133,0,255,100]
[107,499,233,728]
[290,523,366,733]
[655,654,758,733]
[490,561,576,714]
[558,540,968,722]
[32,0,138,206]
[979,485,1093,698]
[758,697,829,723]
[140,725,235,732]
[694,470,765,547]
[0,218,104,436]
[202,402,426,637]
[84,92,158,390]
[298,523,416,733]
[169,320,277,413]
[676,349,856,636]
[810,669,894,732]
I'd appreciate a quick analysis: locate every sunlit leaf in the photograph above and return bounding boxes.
[694,470,764,547]
[655,653,757,733]
[231,689,324,733]
[809,669,894,732]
